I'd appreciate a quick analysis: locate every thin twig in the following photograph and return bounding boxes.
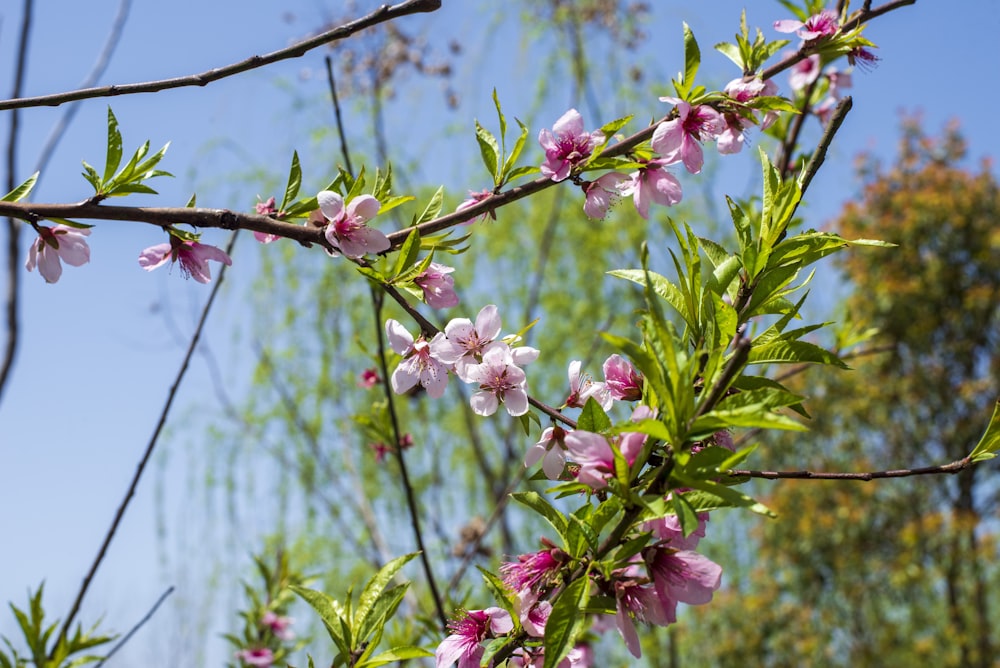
[94,586,175,668]
[33,0,132,179]
[729,457,973,481]
[371,288,448,630]
[54,231,238,650]
[324,56,354,177]
[0,0,442,111]
[0,0,34,406]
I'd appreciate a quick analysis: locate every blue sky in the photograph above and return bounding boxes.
[2,1,999,665]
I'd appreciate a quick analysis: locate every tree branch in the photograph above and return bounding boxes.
[729,456,973,481]
[0,0,442,112]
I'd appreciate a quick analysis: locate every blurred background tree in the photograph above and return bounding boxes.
[680,119,1000,667]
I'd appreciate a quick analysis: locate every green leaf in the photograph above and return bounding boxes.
[672,492,701,537]
[279,151,302,212]
[291,586,350,658]
[969,400,1000,462]
[2,172,38,202]
[577,397,611,433]
[412,186,444,226]
[566,511,599,558]
[81,161,102,192]
[492,88,507,143]
[503,118,530,181]
[507,165,540,180]
[608,268,689,326]
[675,473,775,516]
[354,553,418,642]
[359,646,433,668]
[392,229,421,278]
[681,23,701,95]
[475,120,500,184]
[543,575,590,668]
[511,492,569,545]
[747,339,848,368]
[103,107,123,184]
[714,41,744,69]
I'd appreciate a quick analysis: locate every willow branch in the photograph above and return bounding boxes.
[729,456,973,481]
[0,0,442,111]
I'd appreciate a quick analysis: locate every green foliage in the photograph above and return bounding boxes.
[0,585,115,668]
[291,553,431,668]
[81,107,171,200]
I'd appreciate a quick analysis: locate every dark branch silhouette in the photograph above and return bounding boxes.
[0,0,442,112]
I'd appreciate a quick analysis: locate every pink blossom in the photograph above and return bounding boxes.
[582,172,628,220]
[358,368,380,388]
[524,425,570,479]
[436,304,503,379]
[25,224,91,283]
[774,9,839,41]
[564,431,618,490]
[253,196,281,244]
[643,509,708,551]
[514,589,551,638]
[538,109,604,182]
[618,160,682,219]
[645,546,722,618]
[848,46,880,71]
[415,262,459,309]
[464,345,528,416]
[435,608,513,668]
[510,646,590,668]
[652,99,723,174]
[724,77,780,132]
[318,190,389,258]
[602,354,643,402]
[385,319,450,399]
[788,53,821,92]
[138,238,232,284]
[235,647,274,667]
[500,546,562,593]
[613,565,671,658]
[565,360,612,410]
[455,189,496,224]
[261,610,295,641]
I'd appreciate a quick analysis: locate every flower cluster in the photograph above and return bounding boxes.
[386,304,538,417]
[537,78,780,221]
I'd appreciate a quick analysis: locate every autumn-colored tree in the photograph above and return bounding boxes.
[680,119,1000,667]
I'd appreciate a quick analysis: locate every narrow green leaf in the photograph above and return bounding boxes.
[747,339,848,368]
[475,120,500,184]
[392,229,421,278]
[291,586,350,658]
[675,474,775,516]
[543,576,591,668]
[359,646,433,668]
[608,269,689,325]
[492,88,507,144]
[969,400,1000,462]
[103,107,123,184]
[672,492,701,537]
[511,492,569,544]
[682,23,701,93]
[503,118,529,181]
[412,186,444,226]
[279,151,302,212]
[81,162,102,192]
[2,172,38,202]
